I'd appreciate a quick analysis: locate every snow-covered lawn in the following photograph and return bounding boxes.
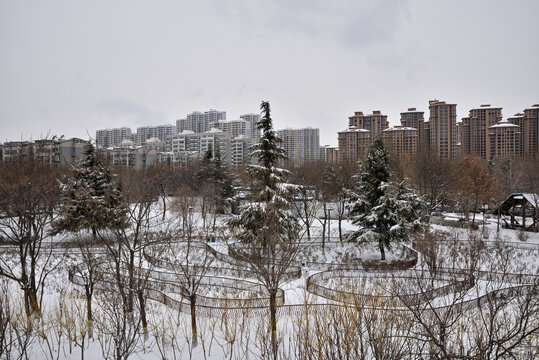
[1,212,538,359]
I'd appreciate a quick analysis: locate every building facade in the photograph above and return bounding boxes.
[400,108,426,150]
[176,109,226,134]
[429,100,458,159]
[240,113,261,139]
[382,126,418,160]
[337,127,371,163]
[522,104,539,159]
[488,120,520,159]
[1,138,87,166]
[348,111,389,140]
[276,127,320,166]
[135,124,176,144]
[96,127,132,148]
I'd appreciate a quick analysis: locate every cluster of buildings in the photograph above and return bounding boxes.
[0,137,88,166]
[335,101,539,163]
[3,102,537,170]
[95,109,320,169]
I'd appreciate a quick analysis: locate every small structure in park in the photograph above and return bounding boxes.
[493,193,538,232]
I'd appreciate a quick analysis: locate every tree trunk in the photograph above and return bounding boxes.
[138,290,148,332]
[338,218,343,242]
[85,286,93,338]
[303,198,311,241]
[127,250,135,314]
[379,241,386,261]
[321,203,327,250]
[190,294,198,347]
[162,195,167,221]
[497,206,500,233]
[269,288,278,358]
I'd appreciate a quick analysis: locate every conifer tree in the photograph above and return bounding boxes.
[229,101,300,357]
[348,138,427,260]
[55,143,127,240]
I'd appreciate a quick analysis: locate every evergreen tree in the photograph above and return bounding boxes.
[55,143,127,239]
[212,145,236,214]
[348,138,427,260]
[229,101,300,356]
[231,101,300,242]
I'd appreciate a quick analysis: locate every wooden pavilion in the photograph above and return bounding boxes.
[492,193,538,232]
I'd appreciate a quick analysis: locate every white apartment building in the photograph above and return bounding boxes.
[136,124,176,144]
[96,127,132,148]
[276,127,320,165]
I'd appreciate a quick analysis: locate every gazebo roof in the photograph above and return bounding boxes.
[493,193,538,215]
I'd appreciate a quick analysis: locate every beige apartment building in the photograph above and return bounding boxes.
[324,146,339,164]
[337,127,371,162]
[337,110,389,163]
[508,113,525,157]
[348,111,389,139]
[460,105,503,159]
[505,104,539,159]
[382,125,418,160]
[522,104,539,159]
[429,100,457,159]
[488,120,520,159]
[400,108,426,151]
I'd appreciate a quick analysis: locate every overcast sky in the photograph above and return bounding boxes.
[1,0,538,146]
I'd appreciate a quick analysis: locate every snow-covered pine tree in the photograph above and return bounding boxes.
[212,145,236,215]
[347,138,427,260]
[228,101,300,356]
[230,101,300,244]
[55,143,127,240]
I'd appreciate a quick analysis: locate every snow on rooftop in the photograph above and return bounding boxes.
[489,120,519,128]
[341,126,370,132]
[383,126,418,132]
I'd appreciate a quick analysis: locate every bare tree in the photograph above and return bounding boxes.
[405,150,459,212]
[449,155,501,226]
[0,158,61,317]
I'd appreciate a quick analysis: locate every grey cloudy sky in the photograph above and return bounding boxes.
[1,0,538,146]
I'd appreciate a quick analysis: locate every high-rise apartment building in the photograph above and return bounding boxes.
[212,119,249,139]
[429,100,457,159]
[400,108,426,150]
[338,127,371,163]
[176,109,226,133]
[522,104,539,159]
[136,124,176,144]
[488,120,520,159]
[276,128,320,165]
[457,117,471,156]
[240,113,261,139]
[230,135,256,167]
[461,105,503,159]
[325,146,339,164]
[348,111,389,139]
[508,113,525,157]
[382,125,418,160]
[338,110,388,163]
[96,127,132,148]
[166,128,232,165]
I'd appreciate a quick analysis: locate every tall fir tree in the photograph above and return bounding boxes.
[347,138,427,260]
[55,143,127,239]
[230,101,299,243]
[229,101,300,356]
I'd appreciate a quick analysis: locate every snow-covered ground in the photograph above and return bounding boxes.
[1,208,538,359]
